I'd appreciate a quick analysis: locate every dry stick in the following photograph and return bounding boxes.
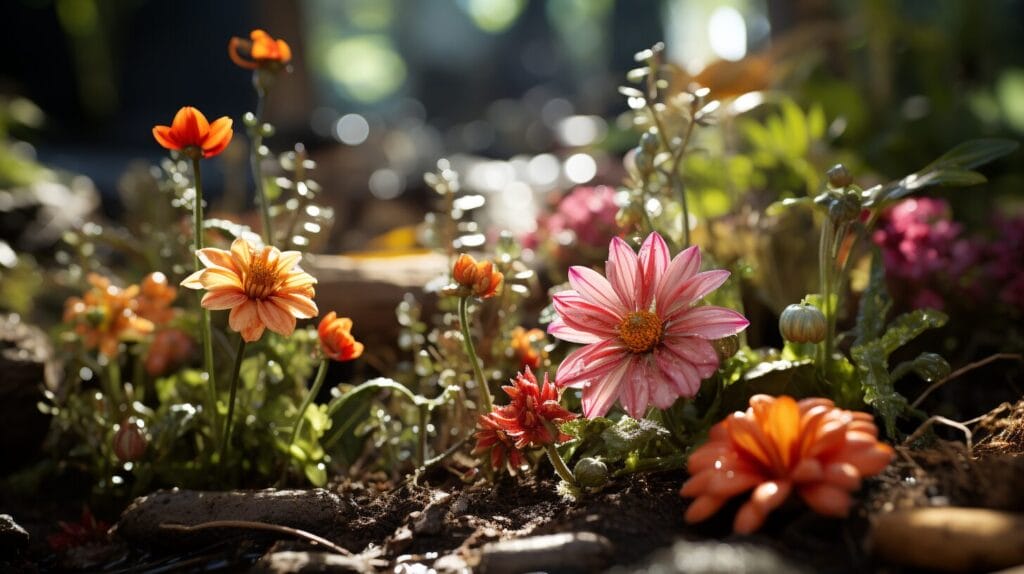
[160,520,352,557]
[909,353,1023,410]
[903,415,975,454]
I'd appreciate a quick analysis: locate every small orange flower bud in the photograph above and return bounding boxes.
[152,106,233,159]
[318,311,364,362]
[452,253,479,287]
[229,29,292,71]
[472,260,503,299]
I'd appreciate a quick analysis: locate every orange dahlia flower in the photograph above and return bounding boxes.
[64,274,154,357]
[318,312,364,362]
[510,326,545,370]
[229,29,292,70]
[451,253,503,299]
[152,106,233,159]
[136,272,177,325]
[681,394,894,534]
[180,238,318,342]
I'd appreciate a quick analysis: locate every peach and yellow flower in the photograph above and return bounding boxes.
[136,272,177,325]
[144,328,194,377]
[229,29,292,70]
[318,312,364,362]
[180,238,317,342]
[64,274,154,357]
[680,394,894,534]
[152,106,233,159]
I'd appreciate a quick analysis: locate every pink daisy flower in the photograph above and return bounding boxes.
[548,232,749,418]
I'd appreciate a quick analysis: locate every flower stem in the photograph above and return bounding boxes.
[191,157,220,445]
[417,403,429,466]
[458,296,493,413]
[818,218,836,377]
[286,358,329,453]
[105,355,124,408]
[249,92,273,245]
[220,338,247,464]
[544,443,575,486]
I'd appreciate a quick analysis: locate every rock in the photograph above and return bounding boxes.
[0,514,29,557]
[607,538,809,574]
[252,550,378,573]
[474,532,613,574]
[0,314,59,472]
[870,507,1024,572]
[113,489,353,552]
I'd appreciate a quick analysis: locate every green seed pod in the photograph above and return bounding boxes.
[712,334,740,361]
[573,457,610,489]
[828,192,862,225]
[779,303,827,344]
[633,147,654,175]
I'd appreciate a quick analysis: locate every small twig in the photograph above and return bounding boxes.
[903,416,974,454]
[160,520,352,556]
[910,353,1023,410]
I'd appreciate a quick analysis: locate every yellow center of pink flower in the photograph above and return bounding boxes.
[618,310,663,353]
[244,250,278,299]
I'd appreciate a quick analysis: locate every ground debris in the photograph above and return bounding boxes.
[472,531,612,574]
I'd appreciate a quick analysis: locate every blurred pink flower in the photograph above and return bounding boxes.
[529,186,621,258]
[548,232,749,418]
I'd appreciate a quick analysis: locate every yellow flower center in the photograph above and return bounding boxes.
[244,250,279,300]
[618,310,663,353]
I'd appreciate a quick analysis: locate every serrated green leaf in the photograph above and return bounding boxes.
[850,342,905,437]
[878,309,948,356]
[719,360,823,413]
[781,99,809,158]
[600,417,670,460]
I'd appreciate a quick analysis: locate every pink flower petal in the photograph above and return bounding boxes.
[637,232,670,309]
[661,335,720,379]
[556,338,628,388]
[547,317,604,344]
[655,346,705,398]
[605,237,639,311]
[661,269,732,319]
[619,356,650,418]
[567,266,626,314]
[581,359,632,418]
[666,306,750,339]
[655,245,701,308]
[552,291,621,335]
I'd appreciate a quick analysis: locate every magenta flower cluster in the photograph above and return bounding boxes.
[529,186,621,264]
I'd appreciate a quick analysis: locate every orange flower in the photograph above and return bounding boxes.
[152,106,233,159]
[472,413,527,474]
[64,274,154,357]
[680,394,894,534]
[510,326,546,370]
[318,312,364,362]
[450,253,503,299]
[229,29,292,70]
[180,238,318,342]
[145,328,194,377]
[136,272,177,325]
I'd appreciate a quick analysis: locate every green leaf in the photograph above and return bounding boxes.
[600,417,670,460]
[878,309,948,356]
[780,99,809,158]
[719,360,823,413]
[322,377,419,455]
[928,138,1019,171]
[850,342,905,437]
[853,250,892,348]
[303,462,327,487]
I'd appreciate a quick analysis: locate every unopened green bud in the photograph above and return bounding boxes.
[573,457,609,489]
[712,334,740,361]
[779,303,827,344]
[640,131,659,152]
[912,352,951,382]
[634,148,654,175]
[827,164,853,188]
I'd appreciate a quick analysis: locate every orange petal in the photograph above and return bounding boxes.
[763,396,800,469]
[202,117,233,157]
[229,237,254,270]
[152,125,180,150]
[180,269,206,289]
[799,483,852,517]
[257,299,297,336]
[276,39,292,62]
[750,479,792,514]
[197,247,238,272]
[733,500,766,535]
[686,442,731,473]
[707,470,763,498]
[229,300,264,341]
[271,293,317,318]
[835,441,893,476]
[228,37,257,69]
[201,289,248,310]
[824,462,861,491]
[684,495,727,524]
[728,414,776,471]
[275,250,303,274]
[200,267,244,290]
[791,458,824,483]
[680,471,712,497]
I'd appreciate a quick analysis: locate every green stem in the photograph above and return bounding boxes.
[286,358,329,453]
[220,338,247,464]
[458,296,494,413]
[250,93,273,245]
[818,218,836,377]
[544,442,576,485]
[191,157,220,445]
[105,356,124,409]
[417,403,429,466]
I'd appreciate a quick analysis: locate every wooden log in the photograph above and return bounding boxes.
[113,489,353,552]
[871,507,1024,572]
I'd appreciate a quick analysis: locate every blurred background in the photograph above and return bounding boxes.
[1,0,1023,253]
